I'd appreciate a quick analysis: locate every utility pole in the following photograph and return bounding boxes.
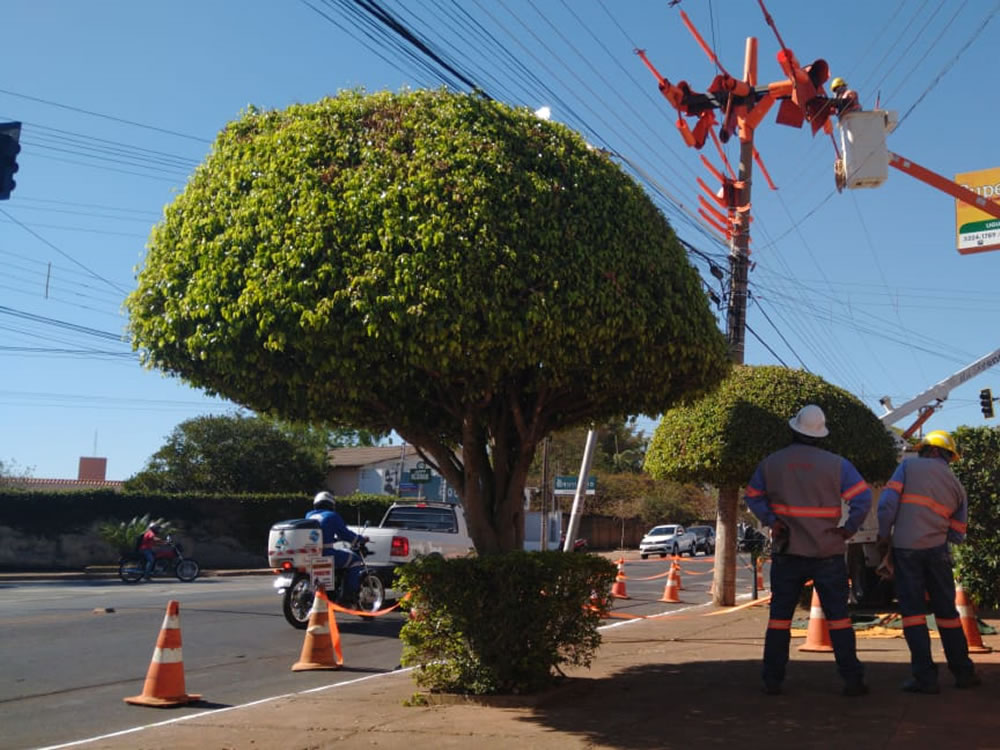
[543,437,552,549]
[714,36,758,607]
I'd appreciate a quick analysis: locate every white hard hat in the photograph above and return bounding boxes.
[788,404,829,438]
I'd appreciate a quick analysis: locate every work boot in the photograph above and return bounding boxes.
[761,681,782,696]
[842,680,869,697]
[955,673,982,689]
[902,678,940,694]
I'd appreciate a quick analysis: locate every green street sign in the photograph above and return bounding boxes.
[410,468,432,483]
[553,475,596,495]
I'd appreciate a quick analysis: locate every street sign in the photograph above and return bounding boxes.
[410,468,432,483]
[553,475,596,495]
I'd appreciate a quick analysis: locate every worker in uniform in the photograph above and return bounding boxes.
[877,430,981,694]
[744,404,871,697]
[830,77,861,115]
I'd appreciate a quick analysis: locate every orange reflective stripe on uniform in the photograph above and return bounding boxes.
[900,493,954,519]
[767,619,792,630]
[828,618,852,630]
[745,486,765,498]
[886,480,904,493]
[841,480,868,500]
[771,503,841,518]
[936,617,962,629]
[949,519,967,533]
[902,614,927,628]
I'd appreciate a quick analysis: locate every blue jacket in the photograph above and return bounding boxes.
[306,509,360,555]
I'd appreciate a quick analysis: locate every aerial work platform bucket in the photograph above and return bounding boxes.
[837,110,898,190]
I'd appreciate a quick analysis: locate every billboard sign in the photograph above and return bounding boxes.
[956,166,1000,255]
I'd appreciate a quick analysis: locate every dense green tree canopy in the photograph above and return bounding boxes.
[127,89,729,552]
[125,414,329,493]
[951,425,1000,608]
[644,365,898,486]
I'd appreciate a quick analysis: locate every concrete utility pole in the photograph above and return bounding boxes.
[715,36,757,607]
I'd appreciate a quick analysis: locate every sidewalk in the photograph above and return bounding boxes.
[74,588,1000,750]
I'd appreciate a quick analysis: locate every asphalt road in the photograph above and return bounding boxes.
[0,556,757,749]
[0,576,405,750]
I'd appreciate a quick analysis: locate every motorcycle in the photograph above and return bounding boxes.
[118,535,200,583]
[271,528,386,630]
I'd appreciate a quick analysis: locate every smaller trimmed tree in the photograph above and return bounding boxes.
[644,366,898,605]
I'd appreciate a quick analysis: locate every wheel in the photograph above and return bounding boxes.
[118,556,144,583]
[356,572,386,621]
[671,544,679,557]
[689,545,697,557]
[175,559,200,582]
[283,575,313,629]
[640,553,649,560]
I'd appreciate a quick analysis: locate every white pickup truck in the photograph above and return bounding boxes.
[350,501,476,585]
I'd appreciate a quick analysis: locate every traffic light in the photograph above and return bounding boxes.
[0,121,22,201]
[980,388,994,419]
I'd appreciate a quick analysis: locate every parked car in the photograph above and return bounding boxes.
[638,524,697,558]
[688,525,716,555]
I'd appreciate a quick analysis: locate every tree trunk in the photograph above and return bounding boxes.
[712,484,739,606]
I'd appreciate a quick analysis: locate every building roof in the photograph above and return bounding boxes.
[328,445,419,468]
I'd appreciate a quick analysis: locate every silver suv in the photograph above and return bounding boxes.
[687,525,716,556]
[638,524,697,559]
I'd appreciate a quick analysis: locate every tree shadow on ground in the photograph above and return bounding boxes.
[512,658,1000,749]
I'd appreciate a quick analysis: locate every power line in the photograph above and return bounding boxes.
[0,88,210,143]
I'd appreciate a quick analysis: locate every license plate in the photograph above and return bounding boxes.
[273,575,294,589]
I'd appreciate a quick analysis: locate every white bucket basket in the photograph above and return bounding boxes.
[839,110,897,189]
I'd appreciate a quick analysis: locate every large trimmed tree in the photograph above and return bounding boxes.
[127,89,729,554]
[644,365,898,604]
[951,425,1000,608]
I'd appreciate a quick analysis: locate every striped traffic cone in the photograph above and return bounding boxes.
[611,558,629,599]
[124,600,202,707]
[956,583,992,654]
[675,560,685,590]
[660,562,682,603]
[292,586,343,670]
[798,588,834,652]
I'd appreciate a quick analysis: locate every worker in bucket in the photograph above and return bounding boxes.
[744,404,871,697]
[877,430,980,694]
[830,77,861,115]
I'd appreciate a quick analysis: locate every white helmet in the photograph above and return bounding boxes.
[788,404,829,438]
[313,491,336,510]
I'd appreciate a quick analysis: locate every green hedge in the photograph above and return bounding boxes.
[397,551,616,695]
[0,490,395,555]
[952,426,1000,608]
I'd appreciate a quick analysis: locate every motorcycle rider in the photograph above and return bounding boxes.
[138,523,164,580]
[306,492,368,604]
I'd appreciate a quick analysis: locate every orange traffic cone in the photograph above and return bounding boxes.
[674,560,685,590]
[660,562,682,603]
[956,583,993,654]
[798,588,834,652]
[124,600,201,707]
[756,558,766,592]
[611,558,629,599]
[292,586,343,671]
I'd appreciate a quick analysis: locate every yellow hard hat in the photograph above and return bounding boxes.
[830,77,846,91]
[917,430,960,461]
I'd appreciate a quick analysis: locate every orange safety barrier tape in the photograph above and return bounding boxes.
[625,570,673,581]
[318,588,404,618]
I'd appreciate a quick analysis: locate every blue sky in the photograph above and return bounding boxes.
[2,1,999,481]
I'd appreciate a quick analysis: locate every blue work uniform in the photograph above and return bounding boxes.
[306,508,364,600]
[744,442,871,692]
[877,456,976,689]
